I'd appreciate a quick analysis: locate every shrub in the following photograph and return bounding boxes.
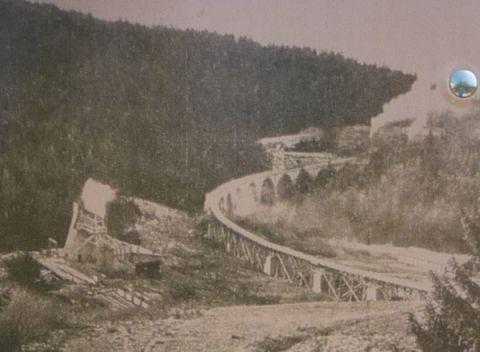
[0,320,22,352]
[409,212,480,351]
[409,270,480,352]
[0,291,71,351]
[5,252,44,290]
[166,271,198,301]
[232,283,280,305]
[253,334,306,352]
[234,217,286,245]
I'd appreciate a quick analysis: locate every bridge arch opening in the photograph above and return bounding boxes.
[277,174,294,200]
[260,178,275,204]
[315,166,336,189]
[295,168,313,194]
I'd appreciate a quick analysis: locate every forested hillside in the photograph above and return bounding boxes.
[0,0,415,250]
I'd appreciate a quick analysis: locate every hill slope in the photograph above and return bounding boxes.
[0,0,415,250]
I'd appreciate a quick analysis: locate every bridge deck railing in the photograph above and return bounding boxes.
[205,159,431,300]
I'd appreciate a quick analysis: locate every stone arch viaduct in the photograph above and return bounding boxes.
[204,153,431,302]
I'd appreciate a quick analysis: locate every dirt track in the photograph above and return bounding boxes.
[65,300,420,352]
[148,301,419,352]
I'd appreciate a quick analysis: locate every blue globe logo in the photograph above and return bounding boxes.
[449,69,477,98]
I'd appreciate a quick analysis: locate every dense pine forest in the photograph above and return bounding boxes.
[0,0,415,250]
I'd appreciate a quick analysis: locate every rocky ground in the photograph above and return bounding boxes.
[278,309,420,352]
[64,300,421,352]
[0,198,425,351]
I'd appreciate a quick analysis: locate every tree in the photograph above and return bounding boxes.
[4,252,53,291]
[409,211,480,351]
[105,196,141,238]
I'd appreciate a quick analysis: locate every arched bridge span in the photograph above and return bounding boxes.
[204,157,431,302]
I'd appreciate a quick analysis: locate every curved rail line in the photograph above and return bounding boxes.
[204,158,431,301]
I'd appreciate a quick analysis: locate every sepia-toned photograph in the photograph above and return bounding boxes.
[0,1,479,351]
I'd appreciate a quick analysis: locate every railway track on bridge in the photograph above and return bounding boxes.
[204,158,431,302]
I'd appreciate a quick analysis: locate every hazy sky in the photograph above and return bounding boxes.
[32,0,480,133]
